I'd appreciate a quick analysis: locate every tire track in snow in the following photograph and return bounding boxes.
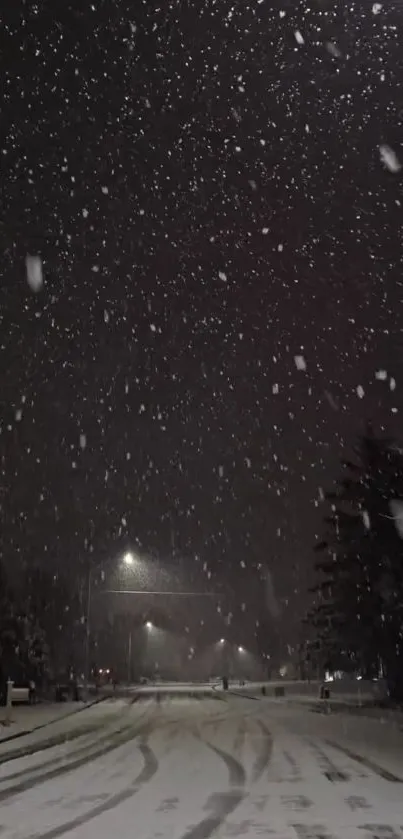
[282,748,302,782]
[233,715,246,757]
[23,735,159,839]
[250,720,273,783]
[0,722,101,766]
[0,712,155,803]
[0,702,150,785]
[205,740,246,788]
[0,696,140,767]
[308,739,350,782]
[178,732,246,839]
[324,739,403,783]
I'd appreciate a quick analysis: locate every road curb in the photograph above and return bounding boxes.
[0,694,108,746]
[228,691,260,701]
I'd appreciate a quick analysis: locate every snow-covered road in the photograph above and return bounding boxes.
[0,693,402,839]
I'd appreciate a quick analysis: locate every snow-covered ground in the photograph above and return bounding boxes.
[0,692,402,839]
[0,696,110,744]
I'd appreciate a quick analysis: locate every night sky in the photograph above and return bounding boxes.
[1,0,403,652]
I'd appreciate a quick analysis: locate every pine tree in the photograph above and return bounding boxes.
[309,429,403,699]
[21,565,81,677]
[0,561,39,684]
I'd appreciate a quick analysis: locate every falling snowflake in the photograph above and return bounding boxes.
[372,2,383,12]
[326,42,342,58]
[294,30,305,45]
[357,385,365,399]
[294,355,307,371]
[15,409,22,422]
[324,390,339,410]
[362,510,371,530]
[272,383,279,395]
[379,145,401,173]
[218,271,227,282]
[375,370,387,380]
[79,434,87,450]
[26,255,43,292]
[218,465,224,477]
[390,499,403,539]
[262,227,269,235]
[390,377,396,391]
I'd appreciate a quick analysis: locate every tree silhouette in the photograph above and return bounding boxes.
[308,428,403,699]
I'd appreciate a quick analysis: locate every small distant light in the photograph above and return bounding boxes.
[99,669,103,674]
[146,621,153,629]
[219,638,225,644]
[238,646,244,653]
[123,552,134,565]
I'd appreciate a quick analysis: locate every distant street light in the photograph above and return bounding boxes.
[219,638,225,644]
[238,646,244,653]
[85,557,219,683]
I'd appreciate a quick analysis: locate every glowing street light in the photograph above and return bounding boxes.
[219,638,225,644]
[238,646,244,653]
[123,551,135,566]
[145,621,153,630]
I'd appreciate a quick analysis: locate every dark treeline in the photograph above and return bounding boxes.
[0,563,82,691]
[307,427,403,701]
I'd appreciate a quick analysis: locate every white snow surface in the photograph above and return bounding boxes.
[0,691,402,839]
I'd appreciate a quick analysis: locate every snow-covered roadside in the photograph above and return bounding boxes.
[225,684,403,727]
[286,693,403,724]
[0,695,122,755]
[271,700,403,781]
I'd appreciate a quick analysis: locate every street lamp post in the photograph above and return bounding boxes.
[84,566,93,686]
[127,629,132,683]
[85,551,138,685]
